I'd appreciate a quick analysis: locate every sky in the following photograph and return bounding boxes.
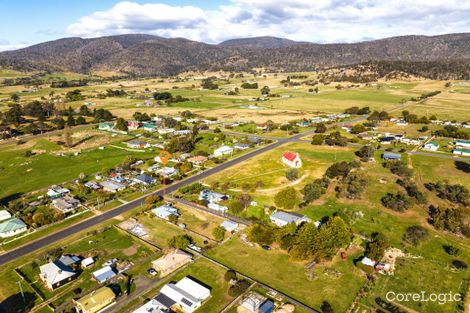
[1,0,469,51]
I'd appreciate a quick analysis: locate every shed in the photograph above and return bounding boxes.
[93,266,116,283]
[220,220,238,232]
[382,152,401,160]
[259,300,275,313]
[81,257,95,268]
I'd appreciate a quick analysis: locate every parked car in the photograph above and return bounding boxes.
[147,268,157,276]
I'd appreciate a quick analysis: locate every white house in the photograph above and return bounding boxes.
[453,148,470,156]
[208,203,228,213]
[270,211,310,227]
[199,190,228,203]
[159,276,211,313]
[81,257,95,268]
[152,205,179,220]
[220,220,238,232]
[40,260,77,290]
[456,140,470,149]
[0,217,27,238]
[99,180,126,193]
[213,145,233,157]
[423,141,439,151]
[156,167,178,177]
[0,210,12,222]
[132,299,169,313]
[281,151,302,168]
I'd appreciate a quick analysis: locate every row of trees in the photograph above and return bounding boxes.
[247,215,352,261]
[311,131,350,146]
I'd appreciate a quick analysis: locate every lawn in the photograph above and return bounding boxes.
[411,154,470,189]
[136,214,213,249]
[176,204,227,240]
[206,235,366,312]
[362,257,468,313]
[0,141,155,202]
[203,142,356,206]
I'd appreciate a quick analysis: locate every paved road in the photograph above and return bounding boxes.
[0,130,316,266]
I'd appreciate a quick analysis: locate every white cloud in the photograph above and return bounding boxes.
[0,40,28,52]
[66,0,470,43]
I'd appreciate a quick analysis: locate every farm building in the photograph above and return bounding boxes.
[281,151,302,168]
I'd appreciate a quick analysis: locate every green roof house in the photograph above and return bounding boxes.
[0,217,27,238]
[98,122,114,131]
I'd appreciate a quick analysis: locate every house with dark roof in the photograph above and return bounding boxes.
[133,174,156,186]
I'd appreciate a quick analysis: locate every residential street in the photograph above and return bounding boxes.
[0,129,317,265]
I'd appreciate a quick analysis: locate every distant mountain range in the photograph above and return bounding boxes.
[1,33,470,78]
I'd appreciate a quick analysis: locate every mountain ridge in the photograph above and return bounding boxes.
[1,33,470,78]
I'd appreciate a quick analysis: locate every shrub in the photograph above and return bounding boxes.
[403,225,429,246]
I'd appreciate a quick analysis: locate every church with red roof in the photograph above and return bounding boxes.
[281,151,302,168]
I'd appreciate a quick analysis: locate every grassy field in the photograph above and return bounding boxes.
[206,235,366,312]
[411,154,470,189]
[0,133,155,202]
[204,142,356,206]
[135,214,215,249]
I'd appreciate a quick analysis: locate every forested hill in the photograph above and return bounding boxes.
[1,32,470,79]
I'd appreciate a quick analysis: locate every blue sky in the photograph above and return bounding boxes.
[1,0,469,51]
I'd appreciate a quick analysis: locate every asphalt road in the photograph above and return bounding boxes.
[0,130,316,265]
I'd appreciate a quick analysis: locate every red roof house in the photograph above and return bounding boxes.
[281,151,302,168]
